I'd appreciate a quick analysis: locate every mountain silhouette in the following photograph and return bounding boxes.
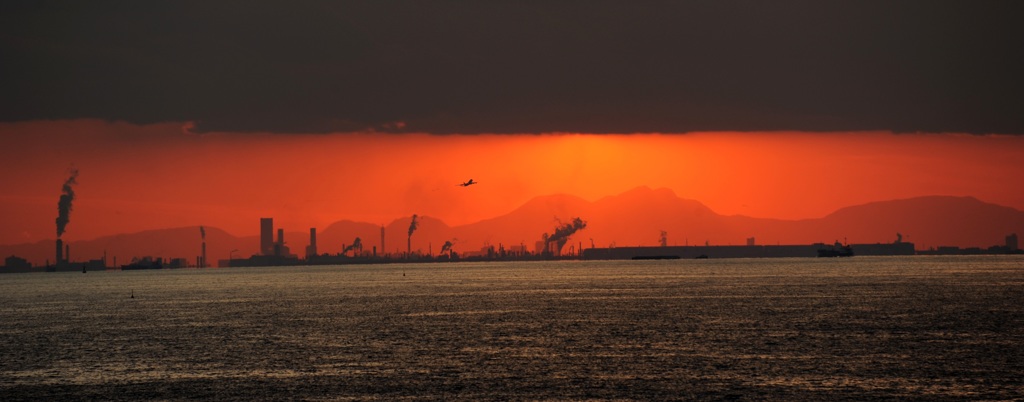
[811,196,1024,248]
[3,187,1021,266]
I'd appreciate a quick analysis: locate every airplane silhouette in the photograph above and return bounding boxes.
[458,179,477,187]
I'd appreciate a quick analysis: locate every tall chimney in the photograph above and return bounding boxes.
[276,228,284,257]
[260,218,273,256]
[201,242,207,268]
[307,228,318,258]
[56,238,63,266]
[381,225,385,257]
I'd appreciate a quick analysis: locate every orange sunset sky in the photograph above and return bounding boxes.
[1,120,1022,246]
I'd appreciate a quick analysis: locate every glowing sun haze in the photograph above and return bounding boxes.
[1,120,1022,245]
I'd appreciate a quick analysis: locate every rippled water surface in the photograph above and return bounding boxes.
[2,256,1022,400]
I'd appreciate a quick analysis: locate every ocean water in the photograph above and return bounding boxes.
[1,256,1022,400]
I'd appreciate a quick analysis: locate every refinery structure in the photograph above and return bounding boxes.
[1,170,1022,272]
[218,216,592,267]
[3,214,1022,272]
[6,196,1024,272]
[221,217,1017,267]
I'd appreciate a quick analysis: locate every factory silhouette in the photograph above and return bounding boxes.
[12,213,1019,272]
[223,216,589,267]
[2,175,1023,273]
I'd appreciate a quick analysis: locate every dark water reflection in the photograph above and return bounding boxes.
[1,256,1022,400]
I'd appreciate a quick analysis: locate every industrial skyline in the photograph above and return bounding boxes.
[3,186,1022,271]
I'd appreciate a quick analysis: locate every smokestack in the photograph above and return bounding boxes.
[260,218,273,256]
[56,238,63,266]
[407,214,418,255]
[276,229,284,257]
[381,225,385,257]
[307,228,318,258]
[200,226,206,268]
[56,168,79,239]
[544,217,588,255]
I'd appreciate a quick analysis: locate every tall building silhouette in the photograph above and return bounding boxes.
[275,229,285,256]
[306,228,318,258]
[260,218,274,256]
[55,238,64,266]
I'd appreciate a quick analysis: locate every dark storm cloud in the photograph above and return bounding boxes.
[2,1,1022,134]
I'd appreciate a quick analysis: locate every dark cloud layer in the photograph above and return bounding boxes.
[2,1,1022,134]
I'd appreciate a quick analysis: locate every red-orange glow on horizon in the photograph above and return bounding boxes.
[1,120,1022,246]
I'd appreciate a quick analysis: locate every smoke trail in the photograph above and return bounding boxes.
[200,226,206,240]
[407,214,419,255]
[440,240,453,255]
[343,237,363,254]
[55,168,79,238]
[544,217,587,254]
[408,214,419,237]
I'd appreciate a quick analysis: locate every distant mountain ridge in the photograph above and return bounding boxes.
[3,187,1022,266]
